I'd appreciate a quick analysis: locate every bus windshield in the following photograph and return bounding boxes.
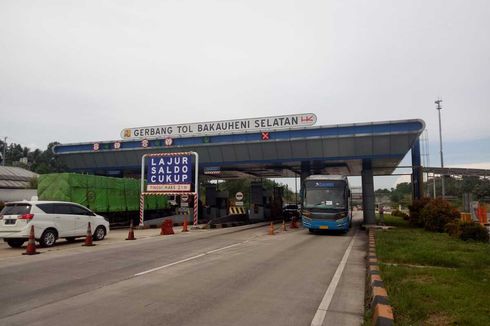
[304,180,346,209]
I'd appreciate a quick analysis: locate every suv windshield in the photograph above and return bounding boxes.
[0,204,32,216]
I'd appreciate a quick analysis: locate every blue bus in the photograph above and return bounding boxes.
[301,175,352,232]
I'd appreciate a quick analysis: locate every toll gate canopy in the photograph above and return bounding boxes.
[54,118,424,178]
[54,116,425,224]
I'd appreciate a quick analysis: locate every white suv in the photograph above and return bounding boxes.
[0,201,110,248]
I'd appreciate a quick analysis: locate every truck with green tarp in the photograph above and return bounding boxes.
[37,173,171,226]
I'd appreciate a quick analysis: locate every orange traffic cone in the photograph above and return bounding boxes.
[82,221,95,246]
[182,217,189,232]
[282,220,287,231]
[268,222,275,235]
[126,219,136,240]
[290,217,299,229]
[23,225,40,255]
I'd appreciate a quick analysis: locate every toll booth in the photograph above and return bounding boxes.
[271,186,284,219]
[249,181,272,221]
[202,184,229,221]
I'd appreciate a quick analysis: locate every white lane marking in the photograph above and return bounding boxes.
[134,241,248,277]
[311,229,359,326]
[206,242,246,254]
[134,254,206,276]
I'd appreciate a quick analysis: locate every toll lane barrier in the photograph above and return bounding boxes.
[229,206,246,215]
[366,228,394,326]
[160,219,175,235]
[207,222,248,229]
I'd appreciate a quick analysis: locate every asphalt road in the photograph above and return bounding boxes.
[0,215,367,326]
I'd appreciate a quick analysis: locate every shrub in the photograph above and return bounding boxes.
[420,198,460,232]
[408,197,431,227]
[444,220,461,238]
[391,209,409,220]
[459,222,490,242]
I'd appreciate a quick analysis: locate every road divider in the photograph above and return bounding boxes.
[366,228,394,326]
[160,219,175,235]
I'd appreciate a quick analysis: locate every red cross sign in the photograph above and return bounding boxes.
[261,132,270,140]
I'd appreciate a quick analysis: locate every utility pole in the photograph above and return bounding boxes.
[435,99,445,198]
[295,173,298,204]
[1,136,6,166]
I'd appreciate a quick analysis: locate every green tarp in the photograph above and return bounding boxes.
[38,173,168,213]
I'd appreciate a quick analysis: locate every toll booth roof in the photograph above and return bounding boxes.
[54,119,425,177]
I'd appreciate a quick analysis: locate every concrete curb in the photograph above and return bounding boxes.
[366,228,395,326]
[206,222,248,229]
[205,219,287,230]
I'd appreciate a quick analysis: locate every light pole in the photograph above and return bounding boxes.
[435,99,445,198]
[1,136,6,166]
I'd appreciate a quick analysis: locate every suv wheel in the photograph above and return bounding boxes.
[7,239,25,248]
[39,229,57,247]
[93,226,106,241]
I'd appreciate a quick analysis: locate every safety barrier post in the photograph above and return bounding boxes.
[139,193,145,227]
[193,192,198,226]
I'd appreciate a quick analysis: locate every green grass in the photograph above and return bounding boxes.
[374,214,490,325]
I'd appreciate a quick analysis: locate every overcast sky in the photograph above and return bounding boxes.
[1,0,489,185]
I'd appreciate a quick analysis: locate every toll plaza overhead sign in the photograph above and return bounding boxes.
[121,113,317,140]
[147,155,192,191]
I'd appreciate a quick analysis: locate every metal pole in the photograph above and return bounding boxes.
[139,154,147,227]
[294,174,298,204]
[2,137,6,166]
[435,99,445,198]
[140,154,146,193]
[432,173,436,198]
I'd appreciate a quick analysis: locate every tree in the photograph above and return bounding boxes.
[0,140,67,174]
[30,142,67,174]
[473,179,490,200]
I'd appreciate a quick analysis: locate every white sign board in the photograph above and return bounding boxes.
[146,155,192,192]
[121,113,317,140]
[235,192,244,201]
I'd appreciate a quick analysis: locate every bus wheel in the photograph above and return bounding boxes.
[308,228,314,234]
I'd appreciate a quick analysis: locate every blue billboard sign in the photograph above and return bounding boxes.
[147,155,192,191]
